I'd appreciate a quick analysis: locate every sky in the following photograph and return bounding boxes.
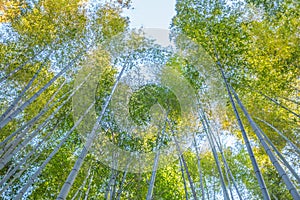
[122,0,176,29]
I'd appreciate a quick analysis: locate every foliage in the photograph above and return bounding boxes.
[0,0,299,199]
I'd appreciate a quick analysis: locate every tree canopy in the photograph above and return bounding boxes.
[0,0,299,199]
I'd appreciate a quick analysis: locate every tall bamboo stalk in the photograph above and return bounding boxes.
[57,62,127,200]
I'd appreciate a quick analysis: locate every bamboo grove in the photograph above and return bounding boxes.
[0,0,299,199]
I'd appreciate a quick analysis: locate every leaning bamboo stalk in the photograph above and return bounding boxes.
[0,118,50,169]
[254,89,300,118]
[57,62,127,200]
[179,155,189,200]
[216,60,270,200]
[71,166,92,200]
[84,170,94,200]
[0,83,67,158]
[0,49,86,129]
[116,164,129,200]
[146,150,160,200]
[200,113,230,200]
[0,123,32,159]
[14,101,95,199]
[146,116,169,200]
[0,114,67,187]
[167,119,198,200]
[105,170,115,200]
[230,85,300,200]
[110,170,119,200]
[0,74,90,168]
[256,118,300,155]
[0,51,52,122]
[0,79,69,149]
[259,127,300,183]
[0,107,66,169]
[193,133,205,200]
[0,46,47,84]
[0,79,74,154]
[0,149,42,195]
[207,116,243,200]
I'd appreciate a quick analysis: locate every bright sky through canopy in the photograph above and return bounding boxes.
[123,0,176,29]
